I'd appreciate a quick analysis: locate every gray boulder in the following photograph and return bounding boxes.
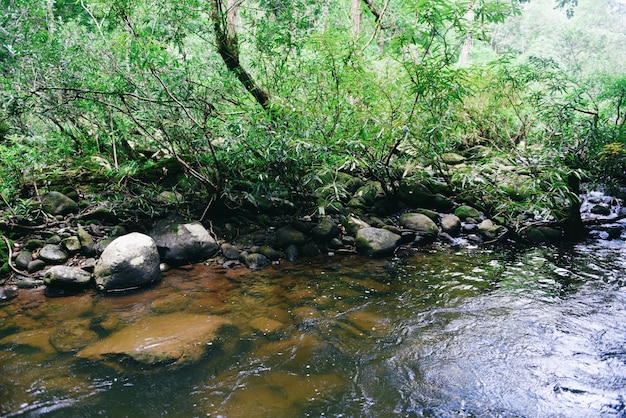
[441,214,462,236]
[355,227,401,257]
[151,220,218,266]
[399,213,439,238]
[39,244,68,264]
[41,191,78,216]
[44,266,92,289]
[93,232,161,292]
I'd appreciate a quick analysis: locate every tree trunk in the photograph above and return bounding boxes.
[209,0,271,111]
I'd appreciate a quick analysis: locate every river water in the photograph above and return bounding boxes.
[1,239,626,417]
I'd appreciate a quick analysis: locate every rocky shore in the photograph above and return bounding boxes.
[1,175,625,300]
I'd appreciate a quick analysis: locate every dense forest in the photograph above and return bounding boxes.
[0,0,624,233]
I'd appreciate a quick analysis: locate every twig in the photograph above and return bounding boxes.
[1,235,30,276]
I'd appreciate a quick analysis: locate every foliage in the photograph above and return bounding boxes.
[0,0,624,232]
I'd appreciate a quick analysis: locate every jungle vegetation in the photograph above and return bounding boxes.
[0,0,624,229]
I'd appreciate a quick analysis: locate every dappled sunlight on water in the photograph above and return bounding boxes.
[2,243,626,416]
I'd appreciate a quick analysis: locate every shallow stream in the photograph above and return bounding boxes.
[2,239,626,417]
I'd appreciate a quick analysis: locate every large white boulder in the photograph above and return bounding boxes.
[93,232,161,292]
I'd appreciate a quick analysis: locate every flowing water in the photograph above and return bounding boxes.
[1,240,626,417]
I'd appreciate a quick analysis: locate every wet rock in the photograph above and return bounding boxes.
[46,235,62,244]
[77,313,234,367]
[249,317,283,335]
[590,204,611,216]
[49,320,100,352]
[16,276,44,288]
[275,226,308,248]
[343,215,370,235]
[38,244,68,264]
[44,266,92,290]
[93,232,161,292]
[441,214,462,236]
[477,219,506,241]
[77,226,96,256]
[355,227,401,257]
[208,371,343,417]
[312,217,340,241]
[14,251,32,271]
[346,310,391,335]
[61,236,81,253]
[259,246,281,261]
[27,259,46,273]
[0,328,55,354]
[151,220,218,266]
[284,244,299,261]
[454,205,482,221]
[221,243,241,260]
[0,285,18,302]
[24,239,44,251]
[244,253,269,269]
[399,213,439,242]
[41,191,78,216]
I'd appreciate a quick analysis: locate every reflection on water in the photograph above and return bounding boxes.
[1,241,626,417]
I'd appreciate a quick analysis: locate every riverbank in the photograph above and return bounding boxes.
[1,171,624,300]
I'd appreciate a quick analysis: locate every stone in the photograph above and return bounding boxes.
[441,214,462,236]
[311,217,340,241]
[477,219,506,241]
[44,266,92,289]
[41,191,78,216]
[14,251,32,271]
[284,244,299,262]
[590,204,611,216]
[93,232,161,292]
[275,226,308,248]
[244,253,269,269]
[343,216,370,235]
[77,313,234,367]
[259,246,281,261]
[355,227,401,257]
[38,244,68,264]
[61,236,82,253]
[151,220,218,266]
[220,243,241,260]
[49,320,100,352]
[77,226,96,256]
[27,259,46,273]
[24,239,44,251]
[399,213,439,238]
[454,205,482,221]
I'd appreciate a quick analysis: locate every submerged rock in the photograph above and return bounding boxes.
[151,220,218,266]
[77,313,234,367]
[93,232,161,292]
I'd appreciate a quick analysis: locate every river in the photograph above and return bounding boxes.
[1,239,625,417]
